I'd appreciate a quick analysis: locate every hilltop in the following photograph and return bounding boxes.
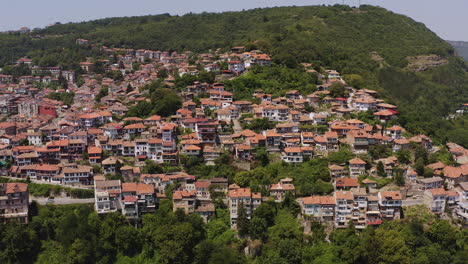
[0,4,467,146]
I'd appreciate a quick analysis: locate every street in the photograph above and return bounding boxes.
[31,196,94,205]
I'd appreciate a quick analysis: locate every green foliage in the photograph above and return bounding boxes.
[0,179,96,198]
[377,161,386,177]
[45,92,75,106]
[95,86,109,102]
[328,82,346,98]
[242,118,276,133]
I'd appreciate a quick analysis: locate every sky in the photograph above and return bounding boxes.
[0,0,466,41]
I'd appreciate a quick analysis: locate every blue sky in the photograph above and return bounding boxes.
[1,0,466,41]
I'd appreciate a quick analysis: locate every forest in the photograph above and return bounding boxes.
[1,201,466,264]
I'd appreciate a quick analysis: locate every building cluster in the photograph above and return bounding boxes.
[0,41,467,228]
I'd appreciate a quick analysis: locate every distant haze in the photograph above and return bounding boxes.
[1,0,467,41]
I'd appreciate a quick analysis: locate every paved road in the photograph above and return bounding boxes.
[402,199,424,206]
[31,196,94,205]
[233,119,242,133]
[346,88,356,110]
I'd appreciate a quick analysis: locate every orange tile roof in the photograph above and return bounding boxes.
[349,158,366,165]
[228,187,252,198]
[301,195,336,205]
[335,191,354,200]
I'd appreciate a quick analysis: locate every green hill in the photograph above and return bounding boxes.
[0,4,467,146]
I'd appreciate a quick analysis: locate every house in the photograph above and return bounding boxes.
[386,126,403,139]
[329,165,346,178]
[442,165,468,189]
[195,203,216,223]
[270,178,295,202]
[121,183,156,218]
[282,147,304,163]
[26,132,42,146]
[456,182,468,221]
[424,188,447,214]
[60,165,93,185]
[374,109,396,122]
[0,183,29,223]
[228,61,245,73]
[346,130,370,154]
[94,180,122,214]
[351,188,368,229]
[195,180,211,201]
[102,157,122,174]
[298,196,335,222]
[88,146,102,164]
[173,190,197,214]
[349,158,366,177]
[235,144,252,160]
[418,177,444,190]
[335,191,354,228]
[120,166,141,182]
[228,186,261,228]
[335,178,360,190]
[393,138,410,152]
[378,191,402,220]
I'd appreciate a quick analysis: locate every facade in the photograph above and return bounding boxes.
[0,183,29,223]
[228,187,262,228]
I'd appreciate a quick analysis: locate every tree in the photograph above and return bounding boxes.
[394,168,405,186]
[329,82,345,98]
[141,159,163,174]
[396,149,411,164]
[126,100,152,118]
[236,202,250,238]
[126,83,133,94]
[255,147,269,167]
[151,88,182,117]
[95,86,109,102]
[415,158,425,176]
[249,217,268,240]
[377,161,386,177]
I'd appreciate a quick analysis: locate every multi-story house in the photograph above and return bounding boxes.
[329,165,346,178]
[424,188,447,214]
[385,125,403,139]
[270,178,295,202]
[88,146,102,164]
[456,182,468,222]
[282,147,304,163]
[0,183,29,223]
[123,123,146,139]
[94,180,121,214]
[121,183,156,219]
[173,190,197,214]
[378,191,402,220]
[60,165,93,185]
[195,181,211,201]
[298,195,335,223]
[335,191,354,228]
[228,186,262,228]
[418,177,444,190]
[349,158,366,177]
[228,61,245,73]
[351,188,368,229]
[346,130,370,154]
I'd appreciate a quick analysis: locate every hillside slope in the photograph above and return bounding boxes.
[0,5,467,146]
